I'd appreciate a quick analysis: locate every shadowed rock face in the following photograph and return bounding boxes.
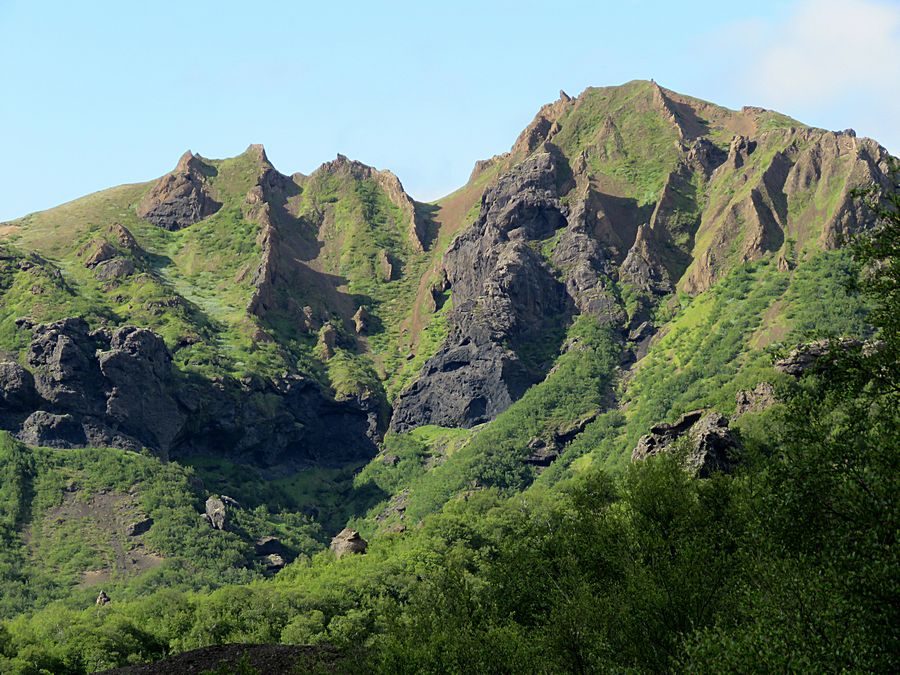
[390,152,571,432]
[137,151,221,230]
[0,318,382,467]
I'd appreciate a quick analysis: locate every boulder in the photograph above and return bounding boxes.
[18,411,86,447]
[330,528,367,559]
[0,361,38,409]
[632,410,739,477]
[94,257,135,280]
[205,496,229,531]
[125,516,153,537]
[262,553,286,574]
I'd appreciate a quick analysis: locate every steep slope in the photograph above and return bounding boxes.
[0,145,448,469]
[0,79,896,673]
[391,80,892,432]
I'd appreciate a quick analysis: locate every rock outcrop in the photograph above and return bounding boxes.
[391,152,571,431]
[734,382,777,416]
[204,496,229,531]
[0,361,37,409]
[0,318,381,466]
[773,338,869,377]
[137,151,221,230]
[330,528,367,559]
[632,410,740,477]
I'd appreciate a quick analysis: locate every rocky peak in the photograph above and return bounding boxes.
[245,143,270,165]
[510,90,576,157]
[313,155,428,251]
[137,150,220,230]
[175,150,197,172]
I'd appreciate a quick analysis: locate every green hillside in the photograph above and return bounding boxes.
[0,81,897,673]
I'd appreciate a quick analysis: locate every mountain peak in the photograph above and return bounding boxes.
[175,150,196,172]
[244,143,270,164]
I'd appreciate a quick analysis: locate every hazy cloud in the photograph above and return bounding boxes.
[751,0,900,105]
[739,0,900,152]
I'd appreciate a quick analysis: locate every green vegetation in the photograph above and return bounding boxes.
[0,85,896,673]
[0,436,323,624]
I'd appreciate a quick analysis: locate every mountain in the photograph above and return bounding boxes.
[0,80,896,673]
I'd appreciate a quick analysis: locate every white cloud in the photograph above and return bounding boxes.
[751,0,900,106]
[731,0,900,153]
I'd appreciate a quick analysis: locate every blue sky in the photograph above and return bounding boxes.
[1,0,898,221]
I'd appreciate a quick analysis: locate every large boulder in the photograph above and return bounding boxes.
[632,410,740,477]
[0,361,38,409]
[18,411,86,447]
[330,528,367,559]
[204,496,229,531]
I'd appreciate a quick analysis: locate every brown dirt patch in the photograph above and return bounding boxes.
[39,488,164,585]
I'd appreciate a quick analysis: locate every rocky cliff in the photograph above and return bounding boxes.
[0,79,893,456]
[389,81,893,432]
[0,318,379,465]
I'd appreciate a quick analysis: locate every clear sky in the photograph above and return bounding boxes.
[1,0,898,221]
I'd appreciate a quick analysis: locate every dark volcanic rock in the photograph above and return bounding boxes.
[19,411,86,447]
[0,361,38,409]
[391,152,571,431]
[774,338,863,377]
[632,409,740,477]
[27,318,107,414]
[137,151,221,230]
[94,257,135,280]
[97,327,183,455]
[4,317,380,466]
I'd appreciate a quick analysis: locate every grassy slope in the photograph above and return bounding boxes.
[0,83,886,669]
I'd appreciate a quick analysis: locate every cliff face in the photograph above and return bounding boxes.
[389,81,894,432]
[1,80,893,446]
[0,317,379,465]
[391,152,571,431]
